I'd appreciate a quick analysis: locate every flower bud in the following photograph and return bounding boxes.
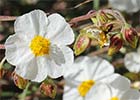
[12,72,29,89]
[96,11,115,25]
[101,23,113,33]
[123,27,139,48]
[74,32,91,56]
[0,68,7,79]
[108,34,123,56]
[40,79,57,99]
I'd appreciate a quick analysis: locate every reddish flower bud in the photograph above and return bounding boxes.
[74,33,91,56]
[123,27,139,48]
[40,79,57,99]
[12,72,29,89]
[108,34,123,56]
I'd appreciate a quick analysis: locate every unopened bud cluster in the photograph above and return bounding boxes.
[74,9,139,56]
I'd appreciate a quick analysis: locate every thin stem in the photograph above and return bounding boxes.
[0,16,17,21]
[0,57,6,69]
[19,82,31,100]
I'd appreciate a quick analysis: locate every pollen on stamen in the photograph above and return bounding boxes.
[78,80,95,97]
[30,35,51,56]
[98,32,108,47]
[111,97,119,100]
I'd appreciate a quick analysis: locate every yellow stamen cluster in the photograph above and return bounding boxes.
[111,97,119,100]
[30,35,50,56]
[78,80,95,97]
[99,32,108,47]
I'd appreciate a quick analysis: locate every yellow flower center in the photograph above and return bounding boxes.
[30,35,50,56]
[78,80,95,97]
[110,97,119,100]
[98,32,108,47]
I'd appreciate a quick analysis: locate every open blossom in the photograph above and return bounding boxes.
[5,10,74,82]
[124,51,140,73]
[86,75,140,100]
[122,26,139,48]
[63,56,118,100]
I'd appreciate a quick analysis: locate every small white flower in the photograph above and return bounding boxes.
[5,10,74,82]
[124,51,140,73]
[109,0,140,13]
[63,56,117,100]
[85,75,140,100]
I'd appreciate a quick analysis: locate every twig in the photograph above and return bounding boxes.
[0,44,5,49]
[69,0,92,9]
[69,11,96,27]
[88,47,108,56]
[0,11,96,28]
[0,16,17,21]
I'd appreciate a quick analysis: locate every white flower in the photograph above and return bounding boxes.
[85,75,140,100]
[109,0,140,13]
[5,10,74,82]
[124,48,140,73]
[63,56,117,100]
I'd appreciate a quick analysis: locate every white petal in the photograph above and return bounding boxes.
[14,10,48,39]
[121,89,140,100]
[63,85,82,100]
[109,74,130,92]
[5,34,32,65]
[109,0,140,13]
[64,56,91,82]
[46,13,74,45]
[64,56,114,83]
[100,73,121,84]
[50,44,65,66]
[85,83,111,100]
[47,45,74,78]
[87,56,114,81]
[15,56,49,82]
[124,52,140,73]
[15,57,38,81]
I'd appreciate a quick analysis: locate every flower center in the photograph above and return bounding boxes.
[30,35,50,56]
[110,97,119,100]
[78,80,95,97]
[98,32,108,47]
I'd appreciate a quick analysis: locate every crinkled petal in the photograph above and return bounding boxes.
[124,52,140,73]
[64,56,114,83]
[15,10,48,39]
[87,56,114,81]
[100,73,121,84]
[121,89,140,100]
[46,13,74,45]
[109,74,130,92]
[5,34,32,65]
[85,83,111,100]
[15,56,49,82]
[63,85,82,100]
[64,56,89,82]
[50,45,65,66]
[47,45,74,78]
